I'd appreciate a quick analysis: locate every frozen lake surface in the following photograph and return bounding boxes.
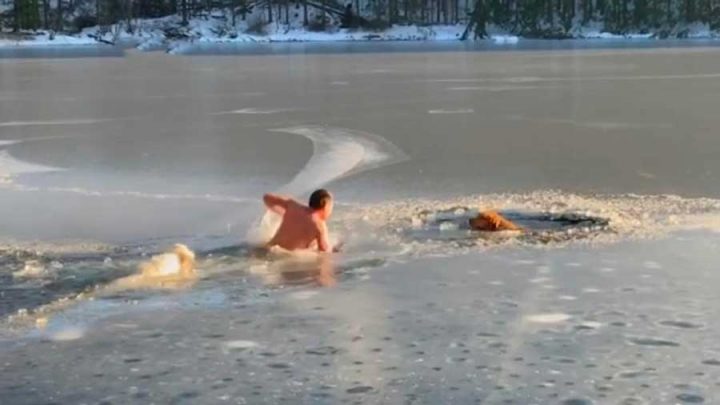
[1,42,720,404]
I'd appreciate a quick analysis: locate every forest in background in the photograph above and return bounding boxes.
[2,0,719,39]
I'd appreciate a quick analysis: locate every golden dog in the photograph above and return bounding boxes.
[469,210,522,232]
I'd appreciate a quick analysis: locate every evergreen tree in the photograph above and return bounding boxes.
[14,0,41,30]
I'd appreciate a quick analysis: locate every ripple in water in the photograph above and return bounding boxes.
[346,386,374,394]
[676,393,705,403]
[561,399,593,405]
[658,320,704,329]
[627,337,680,347]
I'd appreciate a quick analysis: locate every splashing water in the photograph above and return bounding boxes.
[246,126,409,245]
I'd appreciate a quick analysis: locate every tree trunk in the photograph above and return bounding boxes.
[268,0,273,23]
[545,0,553,26]
[461,0,486,39]
[126,0,133,32]
[285,0,289,25]
[303,0,308,25]
[43,0,49,29]
[56,0,62,31]
[13,0,19,31]
[182,0,188,24]
[686,0,695,21]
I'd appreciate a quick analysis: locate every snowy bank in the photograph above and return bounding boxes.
[0,31,99,47]
[571,21,717,40]
[0,9,717,52]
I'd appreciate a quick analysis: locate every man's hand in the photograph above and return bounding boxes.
[317,223,343,253]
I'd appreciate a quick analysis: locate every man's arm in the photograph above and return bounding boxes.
[316,222,340,253]
[263,193,290,215]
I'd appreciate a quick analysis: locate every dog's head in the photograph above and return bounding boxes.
[469,210,507,231]
[173,244,196,274]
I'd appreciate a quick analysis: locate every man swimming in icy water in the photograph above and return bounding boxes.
[263,188,341,252]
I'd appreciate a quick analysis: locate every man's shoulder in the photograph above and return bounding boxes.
[311,216,327,230]
[285,198,307,210]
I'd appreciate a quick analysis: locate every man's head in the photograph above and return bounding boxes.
[309,189,333,219]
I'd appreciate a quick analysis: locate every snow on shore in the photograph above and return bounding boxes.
[0,31,98,47]
[0,8,717,52]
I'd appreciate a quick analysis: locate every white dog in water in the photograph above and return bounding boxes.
[109,244,197,290]
[18,244,197,331]
[139,243,196,278]
[22,244,198,331]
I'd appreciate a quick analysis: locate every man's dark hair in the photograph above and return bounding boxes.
[309,189,332,210]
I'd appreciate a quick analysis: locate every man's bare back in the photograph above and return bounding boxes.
[263,189,337,252]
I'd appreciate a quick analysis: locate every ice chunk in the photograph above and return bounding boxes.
[49,327,85,341]
[491,35,520,44]
[643,261,662,269]
[290,291,319,300]
[13,260,46,278]
[525,313,571,324]
[225,340,259,349]
[439,222,459,232]
[36,317,49,329]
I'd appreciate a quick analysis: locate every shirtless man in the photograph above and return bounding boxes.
[262,189,340,252]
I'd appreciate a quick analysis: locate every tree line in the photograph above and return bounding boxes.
[3,0,719,38]
[473,0,720,38]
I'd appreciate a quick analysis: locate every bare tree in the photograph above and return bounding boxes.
[13,0,21,31]
[56,0,62,30]
[43,0,49,28]
[303,0,308,25]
